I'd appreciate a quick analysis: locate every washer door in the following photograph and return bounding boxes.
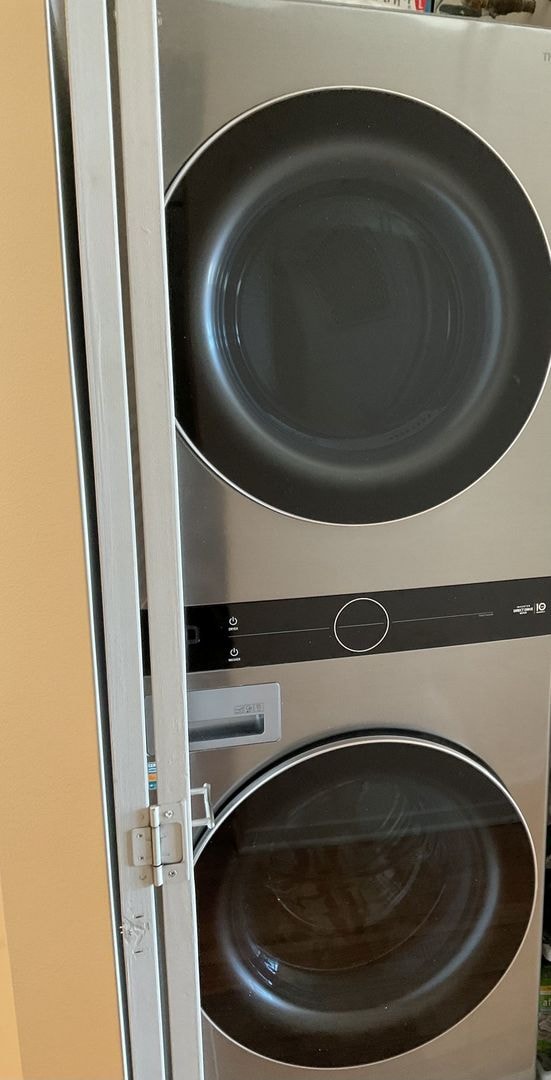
[194,736,536,1069]
[166,88,551,524]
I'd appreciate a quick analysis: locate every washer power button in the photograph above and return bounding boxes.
[334,597,390,653]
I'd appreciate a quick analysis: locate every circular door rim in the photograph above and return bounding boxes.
[167,85,551,528]
[194,732,538,1071]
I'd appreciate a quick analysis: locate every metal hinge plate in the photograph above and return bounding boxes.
[131,785,214,886]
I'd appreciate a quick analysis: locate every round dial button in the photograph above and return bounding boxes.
[334,597,390,653]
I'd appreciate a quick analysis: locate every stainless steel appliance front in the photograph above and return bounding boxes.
[157,3,551,1077]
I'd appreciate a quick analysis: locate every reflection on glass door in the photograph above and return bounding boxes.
[167,89,551,523]
[195,737,535,1068]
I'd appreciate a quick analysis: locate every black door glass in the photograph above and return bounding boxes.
[166,89,551,524]
[194,738,535,1069]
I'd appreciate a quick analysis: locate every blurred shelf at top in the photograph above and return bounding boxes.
[300,0,551,25]
[436,0,551,23]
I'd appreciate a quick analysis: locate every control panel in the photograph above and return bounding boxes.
[181,577,551,673]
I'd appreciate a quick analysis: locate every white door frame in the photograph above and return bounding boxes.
[51,3,205,1077]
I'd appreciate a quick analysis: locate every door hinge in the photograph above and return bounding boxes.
[131,785,214,886]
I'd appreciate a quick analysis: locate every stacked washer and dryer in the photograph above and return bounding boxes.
[157,2,551,1078]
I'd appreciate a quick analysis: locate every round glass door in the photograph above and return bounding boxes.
[194,736,535,1069]
[166,88,551,524]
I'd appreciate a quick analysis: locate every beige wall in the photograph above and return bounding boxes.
[0,3,124,1078]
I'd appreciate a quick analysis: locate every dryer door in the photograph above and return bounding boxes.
[194,735,536,1070]
[166,88,551,525]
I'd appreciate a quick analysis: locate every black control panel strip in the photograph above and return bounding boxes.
[179,577,551,673]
